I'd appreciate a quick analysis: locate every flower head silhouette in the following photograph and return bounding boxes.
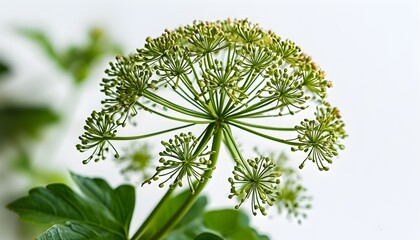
[78,19,346,215]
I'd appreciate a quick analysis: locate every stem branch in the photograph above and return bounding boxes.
[148,125,223,240]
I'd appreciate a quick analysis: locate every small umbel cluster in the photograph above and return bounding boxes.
[78,19,346,216]
[229,156,281,216]
[77,111,118,164]
[142,132,213,194]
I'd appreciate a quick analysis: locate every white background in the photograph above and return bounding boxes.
[1,0,419,239]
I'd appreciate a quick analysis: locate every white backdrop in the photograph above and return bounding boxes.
[1,0,419,239]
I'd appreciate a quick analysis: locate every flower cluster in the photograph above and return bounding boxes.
[76,111,118,164]
[228,156,281,216]
[258,67,309,115]
[293,105,346,171]
[78,19,346,216]
[277,179,312,223]
[142,132,213,194]
[115,143,153,180]
[273,152,312,223]
[101,55,154,126]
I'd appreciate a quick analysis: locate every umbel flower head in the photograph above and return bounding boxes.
[142,132,213,194]
[78,19,346,215]
[228,156,281,216]
[77,111,119,164]
[101,55,154,126]
[292,104,346,171]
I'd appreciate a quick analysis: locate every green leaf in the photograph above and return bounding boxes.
[0,59,10,77]
[0,106,59,145]
[19,27,121,84]
[164,194,208,240]
[71,173,135,233]
[7,173,135,240]
[203,209,248,235]
[11,150,32,172]
[194,232,224,240]
[175,192,207,228]
[164,192,269,240]
[17,29,63,67]
[38,222,116,240]
[141,190,205,239]
[203,210,268,240]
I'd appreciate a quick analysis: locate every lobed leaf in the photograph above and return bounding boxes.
[165,192,269,240]
[7,173,135,240]
[194,232,224,240]
[38,222,120,240]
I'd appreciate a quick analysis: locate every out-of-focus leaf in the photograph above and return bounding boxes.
[7,173,135,240]
[194,232,224,240]
[19,27,121,85]
[17,29,62,66]
[0,59,10,77]
[0,106,59,145]
[62,28,109,84]
[10,150,67,186]
[11,150,31,172]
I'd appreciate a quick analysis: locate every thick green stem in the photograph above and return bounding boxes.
[222,125,252,177]
[130,188,175,240]
[147,125,223,240]
[130,124,219,240]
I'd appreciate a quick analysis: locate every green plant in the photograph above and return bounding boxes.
[7,19,346,239]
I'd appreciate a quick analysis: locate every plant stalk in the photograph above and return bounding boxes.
[130,188,175,240]
[147,125,223,240]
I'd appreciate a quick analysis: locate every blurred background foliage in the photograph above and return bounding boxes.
[0,27,121,239]
[17,27,121,85]
[273,152,312,224]
[0,27,120,181]
[0,60,9,76]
